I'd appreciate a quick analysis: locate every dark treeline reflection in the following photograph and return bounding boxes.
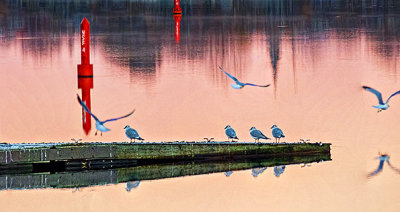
[1,0,400,73]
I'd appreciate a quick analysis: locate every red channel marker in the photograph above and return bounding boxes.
[77,17,93,77]
[77,17,94,135]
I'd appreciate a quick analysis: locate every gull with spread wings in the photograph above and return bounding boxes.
[218,66,270,89]
[362,86,400,112]
[77,94,135,136]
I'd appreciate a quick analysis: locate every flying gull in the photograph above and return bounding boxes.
[218,66,270,89]
[77,94,135,136]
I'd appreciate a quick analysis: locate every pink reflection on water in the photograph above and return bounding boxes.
[0,29,400,211]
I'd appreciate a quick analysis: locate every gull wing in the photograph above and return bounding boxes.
[272,128,284,137]
[225,128,237,138]
[77,94,100,122]
[367,159,385,178]
[362,86,384,105]
[385,90,400,104]
[126,128,140,139]
[244,83,271,88]
[251,129,268,139]
[387,161,400,175]
[218,66,239,83]
[103,109,135,124]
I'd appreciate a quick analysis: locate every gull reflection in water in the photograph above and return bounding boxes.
[126,181,141,191]
[367,153,400,178]
[224,171,233,177]
[251,167,267,177]
[274,166,286,177]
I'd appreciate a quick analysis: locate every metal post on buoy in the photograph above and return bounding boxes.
[173,14,182,43]
[77,17,94,135]
[173,0,182,14]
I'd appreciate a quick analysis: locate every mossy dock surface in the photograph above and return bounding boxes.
[0,141,331,173]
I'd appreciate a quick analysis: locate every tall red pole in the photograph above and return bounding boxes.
[173,0,182,14]
[173,14,182,43]
[77,17,94,135]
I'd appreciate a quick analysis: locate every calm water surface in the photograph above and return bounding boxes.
[1,0,400,211]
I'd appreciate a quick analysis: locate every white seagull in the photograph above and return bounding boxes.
[225,125,238,142]
[218,66,270,89]
[271,125,285,143]
[124,125,144,142]
[362,86,400,112]
[249,127,270,142]
[77,94,135,136]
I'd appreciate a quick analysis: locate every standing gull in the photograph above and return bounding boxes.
[77,94,135,136]
[249,127,270,142]
[362,86,400,112]
[225,125,238,142]
[124,125,144,143]
[218,66,270,89]
[271,125,285,143]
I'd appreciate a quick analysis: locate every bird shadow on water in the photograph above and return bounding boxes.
[367,153,400,179]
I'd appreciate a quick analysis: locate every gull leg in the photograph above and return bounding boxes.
[95,130,98,136]
[101,132,103,136]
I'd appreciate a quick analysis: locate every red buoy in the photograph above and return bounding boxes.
[77,17,94,135]
[173,14,182,43]
[77,17,93,77]
[173,0,182,14]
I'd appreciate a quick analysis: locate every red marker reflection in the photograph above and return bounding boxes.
[173,0,182,14]
[78,77,93,135]
[173,14,182,43]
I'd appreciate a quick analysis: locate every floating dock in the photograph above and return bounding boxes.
[0,142,331,174]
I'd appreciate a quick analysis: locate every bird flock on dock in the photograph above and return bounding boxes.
[76,66,400,144]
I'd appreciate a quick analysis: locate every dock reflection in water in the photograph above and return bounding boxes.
[0,154,330,191]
